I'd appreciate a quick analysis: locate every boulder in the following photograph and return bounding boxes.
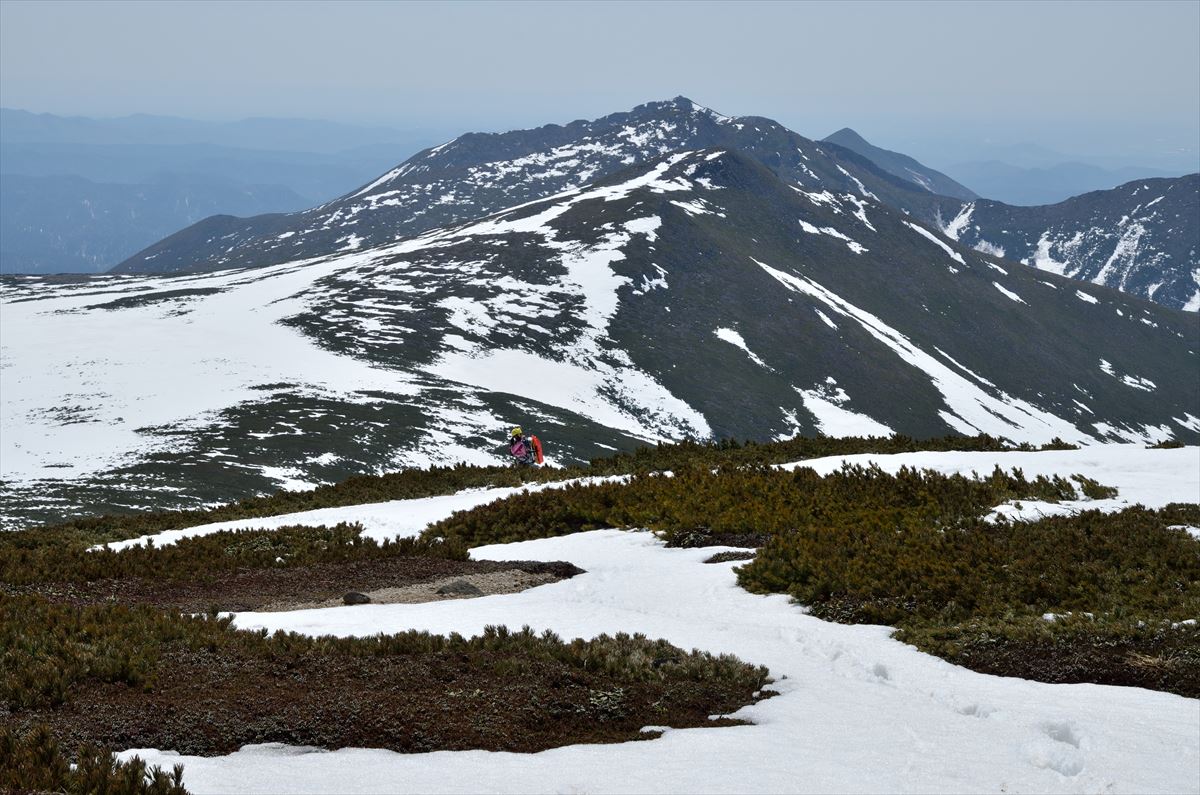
[435,579,484,597]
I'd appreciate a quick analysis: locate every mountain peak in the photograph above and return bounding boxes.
[825,127,870,147]
[632,96,733,123]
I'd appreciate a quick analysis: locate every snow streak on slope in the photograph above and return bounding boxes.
[119,447,1200,795]
[903,221,966,266]
[754,259,1092,444]
[793,379,893,438]
[713,327,770,368]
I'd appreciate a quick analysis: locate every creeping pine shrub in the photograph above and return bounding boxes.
[20,434,1018,544]
[1,591,769,714]
[1070,474,1119,500]
[422,460,1199,693]
[0,724,188,795]
[423,464,1084,548]
[0,522,467,587]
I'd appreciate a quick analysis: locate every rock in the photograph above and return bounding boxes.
[435,579,484,597]
[343,591,371,605]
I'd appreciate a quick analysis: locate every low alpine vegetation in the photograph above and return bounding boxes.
[0,522,466,588]
[0,724,188,795]
[2,594,770,756]
[20,433,1066,545]
[424,465,1199,695]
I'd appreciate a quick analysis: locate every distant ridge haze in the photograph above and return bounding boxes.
[821,128,978,201]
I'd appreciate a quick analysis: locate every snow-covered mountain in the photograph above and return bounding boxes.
[115,99,1199,315]
[3,144,1197,527]
[111,98,948,275]
[814,129,1198,312]
[821,128,978,201]
[937,175,1200,311]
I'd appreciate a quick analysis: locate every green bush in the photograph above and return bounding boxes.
[421,459,1199,694]
[0,590,768,713]
[0,522,466,588]
[0,724,187,795]
[20,434,1026,545]
[424,464,1083,548]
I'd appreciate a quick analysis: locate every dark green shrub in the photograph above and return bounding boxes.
[0,724,187,795]
[20,434,1020,544]
[0,522,466,588]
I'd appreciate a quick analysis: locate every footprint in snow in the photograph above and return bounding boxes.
[1023,720,1086,777]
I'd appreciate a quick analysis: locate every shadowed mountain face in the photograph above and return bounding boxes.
[821,128,978,201]
[937,175,1200,311]
[4,148,1196,526]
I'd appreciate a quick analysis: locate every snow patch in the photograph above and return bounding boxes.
[713,327,770,369]
[992,282,1026,304]
[903,222,965,266]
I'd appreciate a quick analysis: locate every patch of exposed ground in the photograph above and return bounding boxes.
[264,569,563,611]
[9,556,583,613]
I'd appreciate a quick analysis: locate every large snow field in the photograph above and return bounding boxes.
[0,159,721,491]
[0,251,424,483]
[118,447,1200,794]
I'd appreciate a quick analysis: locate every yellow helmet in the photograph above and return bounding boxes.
[510,426,523,438]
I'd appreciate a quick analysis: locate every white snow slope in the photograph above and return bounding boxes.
[118,446,1200,794]
[0,159,713,490]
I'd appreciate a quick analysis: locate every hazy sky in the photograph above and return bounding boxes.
[2,0,1197,167]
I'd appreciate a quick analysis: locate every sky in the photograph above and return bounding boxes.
[2,0,1197,169]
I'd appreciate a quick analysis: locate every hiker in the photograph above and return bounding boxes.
[509,427,537,466]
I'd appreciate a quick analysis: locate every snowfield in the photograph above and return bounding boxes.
[117,446,1200,794]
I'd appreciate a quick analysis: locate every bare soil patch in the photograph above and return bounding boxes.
[13,556,582,613]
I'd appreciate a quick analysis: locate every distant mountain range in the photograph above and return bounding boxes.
[821,128,977,200]
[3,98,1196,526]
[0,173,311,274]
[0,108,441,154]
[942,159,1177,206]
[0,109,447,274]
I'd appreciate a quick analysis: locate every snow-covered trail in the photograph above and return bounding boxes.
[118,447,1200,794]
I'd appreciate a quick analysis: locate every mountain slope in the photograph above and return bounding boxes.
[111,98,947,274]
[5,148,1196,526]
[111,97,1196,314]
[821,128,978,200]
[820,130,1198,311]
[938,175,1200,311]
